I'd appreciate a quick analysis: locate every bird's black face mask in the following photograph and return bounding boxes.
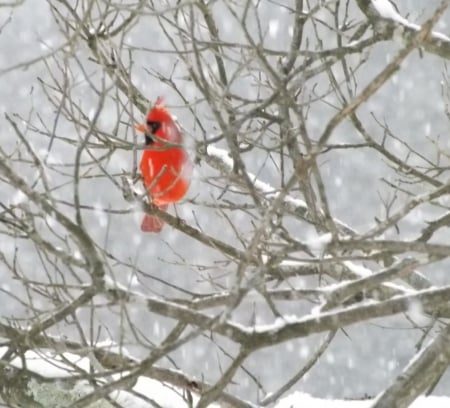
[145,121,161,145]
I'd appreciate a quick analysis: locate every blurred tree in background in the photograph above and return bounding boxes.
[1,0,450,407]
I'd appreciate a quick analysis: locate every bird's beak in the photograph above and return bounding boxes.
[135,123,146,133]
[136,123,154,145]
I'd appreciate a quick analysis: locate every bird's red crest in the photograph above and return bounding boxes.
[154,96,165,109]
[146,96,171,124]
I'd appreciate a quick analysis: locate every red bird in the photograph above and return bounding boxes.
[135,97,192,232]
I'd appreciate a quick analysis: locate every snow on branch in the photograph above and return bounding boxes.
[320,258,419,311]
[204,144,431,295]
[102,275,249,345]
[247,283,450,348]
[204,145,353,234]
[357,0,450,59]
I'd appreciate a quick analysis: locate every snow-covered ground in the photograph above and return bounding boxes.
[2,347,449,407]
[277,392,450,408]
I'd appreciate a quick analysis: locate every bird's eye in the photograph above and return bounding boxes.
[147,120,161,134]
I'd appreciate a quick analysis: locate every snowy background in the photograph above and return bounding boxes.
[1,0,450,406]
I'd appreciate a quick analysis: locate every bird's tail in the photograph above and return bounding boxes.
[141,204,168,233]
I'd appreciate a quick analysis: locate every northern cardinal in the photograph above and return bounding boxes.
[135,97,192,232]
